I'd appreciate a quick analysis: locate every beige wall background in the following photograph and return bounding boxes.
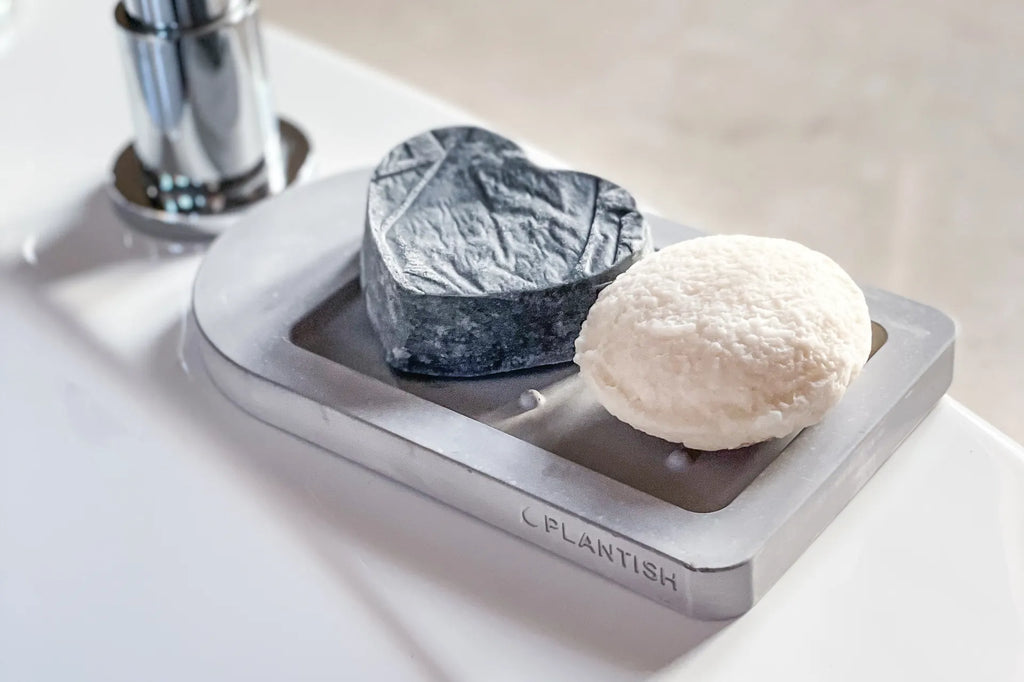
[266,0,1024,443]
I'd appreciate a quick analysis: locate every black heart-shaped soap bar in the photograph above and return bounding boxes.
[360,126,651,377]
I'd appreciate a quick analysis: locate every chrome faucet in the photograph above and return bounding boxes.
[108,0,311,241]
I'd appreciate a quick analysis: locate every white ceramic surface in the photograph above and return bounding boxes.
[1,2,1022,680]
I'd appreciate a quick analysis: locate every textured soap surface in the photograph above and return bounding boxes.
[575,235,873,450]
[360,126,651,377]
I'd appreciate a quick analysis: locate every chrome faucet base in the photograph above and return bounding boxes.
[110,0,309,241]
[108,117,312,242]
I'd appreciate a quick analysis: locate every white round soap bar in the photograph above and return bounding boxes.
[574,234,872,451]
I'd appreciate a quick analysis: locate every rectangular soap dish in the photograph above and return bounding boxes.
[194,169,955,620]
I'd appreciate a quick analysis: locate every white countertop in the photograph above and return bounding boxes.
[1,2,1022,680]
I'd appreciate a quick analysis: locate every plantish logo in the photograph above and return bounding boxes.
[520,507,677,592]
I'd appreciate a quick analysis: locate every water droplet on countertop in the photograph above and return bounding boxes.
[21,235,38,265]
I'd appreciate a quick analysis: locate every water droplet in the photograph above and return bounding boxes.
[21,235,38,265]
[665,449,690,472]
[172,289,196,377]
[176,319,191,376]
[518,389,545,410]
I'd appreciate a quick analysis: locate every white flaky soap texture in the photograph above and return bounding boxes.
[574,235,872,450]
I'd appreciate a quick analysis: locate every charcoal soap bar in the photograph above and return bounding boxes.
[360,126,651,377]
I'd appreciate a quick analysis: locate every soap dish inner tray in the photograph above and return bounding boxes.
[193,168,955,620]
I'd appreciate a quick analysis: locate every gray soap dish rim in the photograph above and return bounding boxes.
[192,168,955,620]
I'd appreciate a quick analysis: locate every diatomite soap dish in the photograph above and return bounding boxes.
[193,168,954,620]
